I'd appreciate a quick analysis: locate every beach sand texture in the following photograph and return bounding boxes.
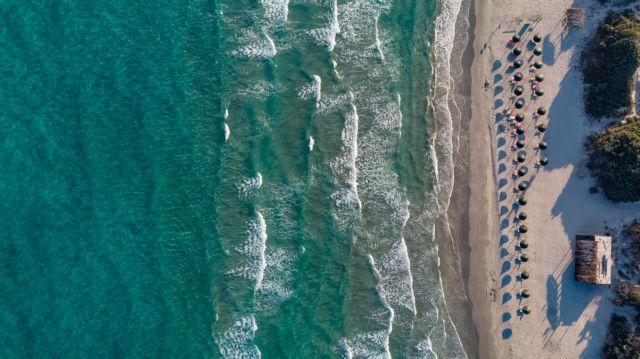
[468,0,640,358]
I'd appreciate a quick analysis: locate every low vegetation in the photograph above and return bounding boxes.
[603,314,640,359]
[586,117,640,202]
[582,11,640,118]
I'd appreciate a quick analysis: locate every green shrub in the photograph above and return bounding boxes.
[603,314,640,359]
[587,118,640,202]
[616,283,640,307]
[582,11,640,118]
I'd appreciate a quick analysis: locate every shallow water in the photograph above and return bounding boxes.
[0,1,467,357]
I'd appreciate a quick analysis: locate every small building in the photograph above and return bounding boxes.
[575,234,612,285]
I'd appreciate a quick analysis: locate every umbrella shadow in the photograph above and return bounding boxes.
[542,35,556,66]
[501,260,511,274]
[501,275,512,288]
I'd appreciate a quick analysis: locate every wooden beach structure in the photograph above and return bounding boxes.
[574,234,612,285]
[565,8,586,29]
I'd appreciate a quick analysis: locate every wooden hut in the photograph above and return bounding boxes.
[574,234,612,285]
[566,8,586,28]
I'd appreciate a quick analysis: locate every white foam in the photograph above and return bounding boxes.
[433,0,463,211]
[227,213,268,289]
[379,240,417,313]
[255,248,296,313]
[261,0,289,23]
[308,0,341,51]
[330,94,362,224]
[374,16,385,61]
[215,316,261,359]
[309,136,315,151]
[224,123,230,142]
[224,107,229,120]
[297,75,322,108]
[237,173,263,199]
[232,31,277,59]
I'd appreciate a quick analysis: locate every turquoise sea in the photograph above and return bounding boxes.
[0,1,469,357]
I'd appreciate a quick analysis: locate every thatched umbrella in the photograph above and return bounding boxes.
[539,156,549,166]
[534,47,542,56]
[520,288,531,298]
[516,127,525,135]
[535,88,544,97]
[537,123,547,132]
[533,34,542,43]
[538,141,548,150]
[518,212,528,220]
[518,197,528,206]
[515,114,525,122]
[535,74,544,82]
[516,139,525,148]
[512,35,521,42]
[537,107,547,115]
[534,61,543,69]
[517,151,527,163]
[514,72,524,82]
[514,86,524,96]
[513,60,523,68]
[519,225,528,233]
[513,47,522,56]
[520,254,530,262]
[518,182,529,191]
[518,166,529,177]
[519,240,529,248]
[515,98,525,108]
[520,271,530,280]
[521,306,532,315]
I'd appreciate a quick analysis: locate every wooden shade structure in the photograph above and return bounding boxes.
[574,235,612,284]
[566,8,586,28]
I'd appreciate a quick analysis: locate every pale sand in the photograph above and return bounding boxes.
[468,0,640,358]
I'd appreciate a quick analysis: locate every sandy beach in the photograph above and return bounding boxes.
[467,0,640,357]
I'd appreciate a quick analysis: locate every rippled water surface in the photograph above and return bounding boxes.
[0,1,467,357]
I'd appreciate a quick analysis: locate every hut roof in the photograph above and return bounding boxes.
[574,234,612,284]
[566,8,585,28]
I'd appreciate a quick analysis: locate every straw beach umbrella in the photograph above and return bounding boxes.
[518,212,528,220]
[517,151,526,162]
[520,288,531,298]
[516,139,525,148]
[520,271,530,280]
[519,240,529,248]
[518,182,529,191]
[514,86,524,96]
[535,88,544,97]
[518,197,528,206]
[513,60,523,68]
[521,306,532,315]
[515,99,525,108]
[514,72,524,82]
[512,35,521,43]
[518,166,528,176]
[516,127,525,135]
[519,225,528,233]
[520,254,529,262]
[537,123,547,132]
[513,47,522,56]
[535,74,544,82]
[533,34,542,43]
[538,141,548,150]
[534,47,542,56]
[534,61,543,69]
[537,107,547,115]
[515,114,525,122]
[540,156,549,166]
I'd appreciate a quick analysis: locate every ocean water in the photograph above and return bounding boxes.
[0,1,468,358]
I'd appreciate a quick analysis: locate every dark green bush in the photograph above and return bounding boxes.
[587,118,640,202]
[604,314,640,359]
[582,11,640,118]
[617,283,640,307]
